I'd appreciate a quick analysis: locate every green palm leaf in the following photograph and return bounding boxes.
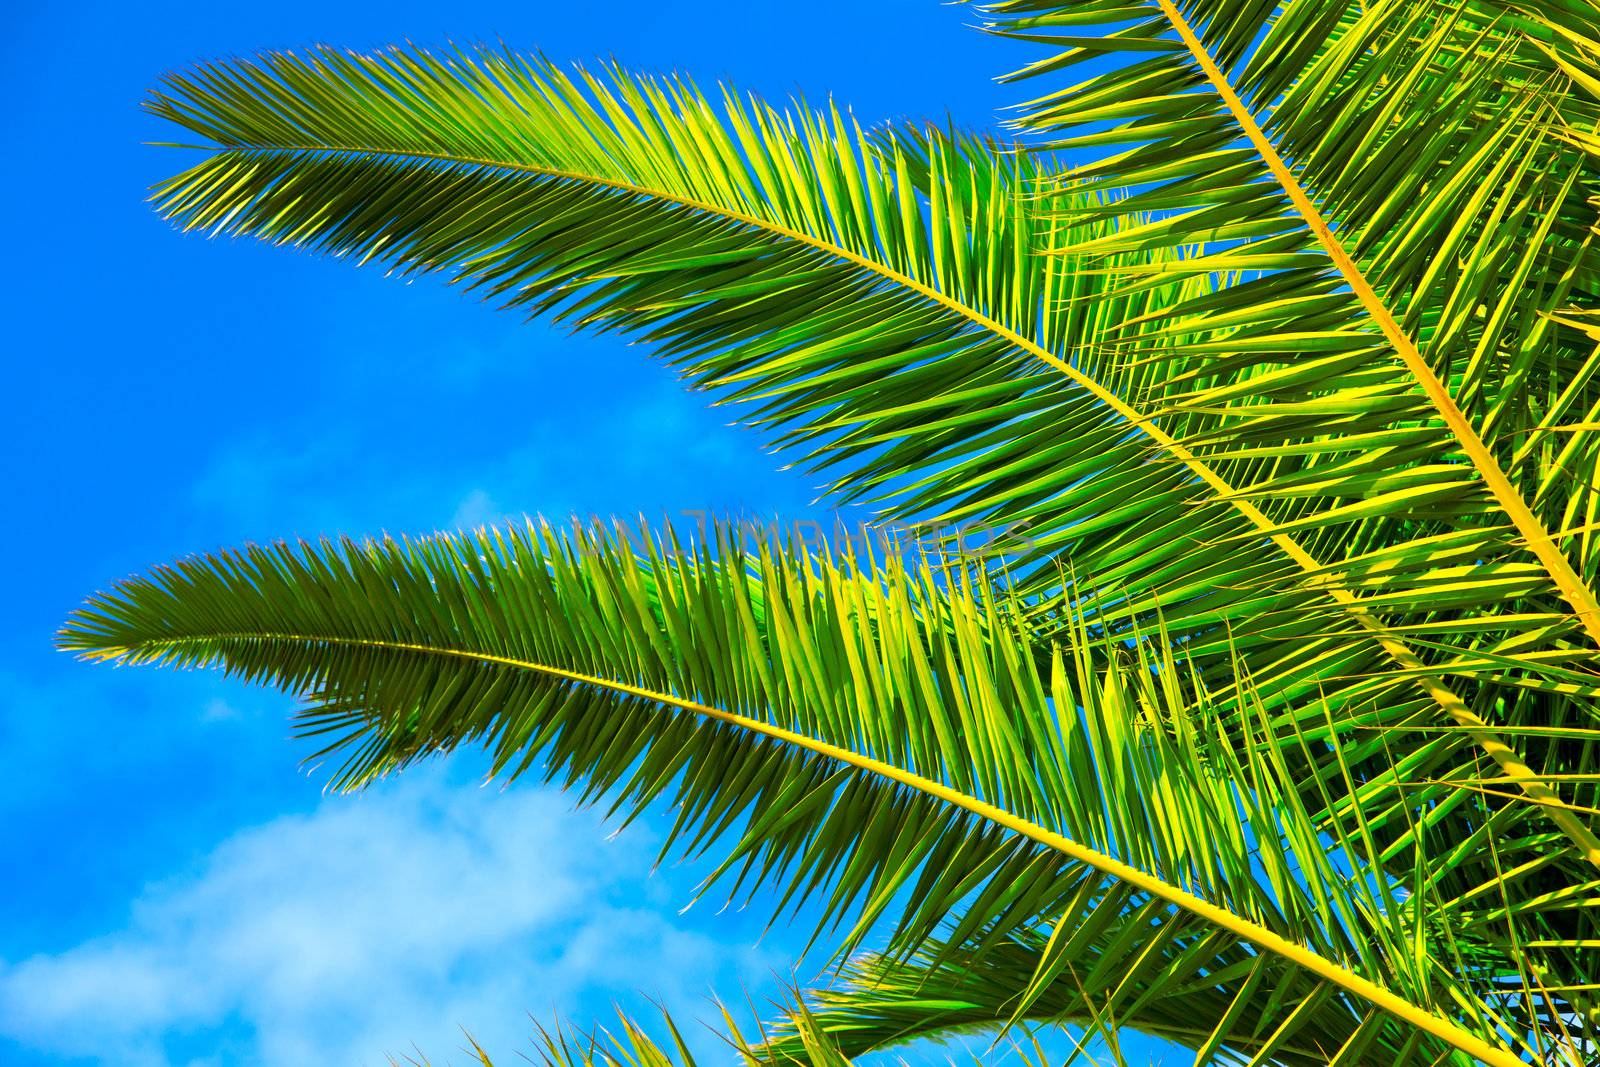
[397,1000,851,1067]
[60,522,1538,1065]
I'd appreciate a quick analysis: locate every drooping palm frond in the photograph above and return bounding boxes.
[771,926,1342,1062]
[143,46,1257,641]
[59,522,1536,1065]
[135,45,1600,927]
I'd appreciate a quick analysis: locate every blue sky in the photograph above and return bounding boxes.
[1,4,1176,1065]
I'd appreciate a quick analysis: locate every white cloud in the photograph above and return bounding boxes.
[448,489,508,532]
[180,365,819,550]
[198,698,240,723]
[0,768,781,1067]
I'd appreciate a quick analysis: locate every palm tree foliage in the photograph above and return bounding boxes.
[61,0,1600,1061]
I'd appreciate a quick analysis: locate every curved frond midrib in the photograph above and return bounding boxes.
[94,624,1522,1067]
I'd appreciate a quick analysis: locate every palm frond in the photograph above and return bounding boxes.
[60,521,1538,1065]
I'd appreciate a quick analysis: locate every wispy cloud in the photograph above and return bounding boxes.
[183,358,820,548]
[448,489,507,531]
[0,767,783,1067]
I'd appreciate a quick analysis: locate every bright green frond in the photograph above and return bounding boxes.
[60,521,1537,1065]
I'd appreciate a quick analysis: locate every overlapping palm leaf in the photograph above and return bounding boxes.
[59,521,1541,1065]
[143,45,1274,653]
[513,1002,853,1067]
